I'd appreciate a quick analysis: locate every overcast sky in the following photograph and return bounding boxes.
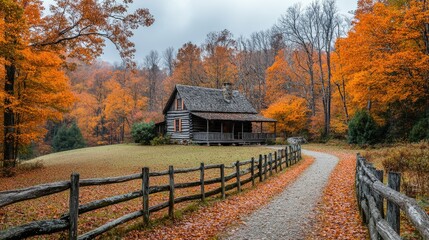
[97,0,358,64]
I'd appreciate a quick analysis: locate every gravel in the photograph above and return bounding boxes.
[222,149,339,240]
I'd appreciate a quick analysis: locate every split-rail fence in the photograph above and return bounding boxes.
[0,145,302,240]
[356,154,429,240]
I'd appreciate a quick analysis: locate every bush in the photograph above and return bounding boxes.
[52,122,86,152]
[150,135,171,146]
[409,116,429,142]
[348,110,379,146]
[131,121,155,145]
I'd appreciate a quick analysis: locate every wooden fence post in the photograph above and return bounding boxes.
[220,164,225,199]
[168,166,175,219]
[294,145,297,164]
[374,170,384,218]
[355,155,362,214]
[268,153,273,176]
[69,173,79,240]
[278,150,283,171]
[251,157,255,186]
[142,167,150,225]
[362,180,370,224]
[264,155,268,180]
[285,147,289,168]
[200,163,205,201]
[274,151,278,173]
[294,145,297,163]
[236,161,241,192]
[387,172,401,235]
[259,155,263,182]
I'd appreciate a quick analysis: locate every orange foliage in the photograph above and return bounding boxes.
[204,45,237,88]
[311,149,368,239]
[68,63,149,145]
[262,95,309,136]
[8,48,74,147]
[1,0,154,163]
[173,42,206,86]
[337,1,429,116]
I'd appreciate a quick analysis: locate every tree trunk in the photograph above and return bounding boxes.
[4,64,17,168]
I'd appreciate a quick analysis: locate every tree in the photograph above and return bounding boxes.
[144,50,163,112]
[203,29,237,88]
[278,3,318,116]
[409,116,429,142]
[131,121,155,145]
[348,110,379,145]
[173,42,206,86]
[278,0,343,138]
[52,122,86,152]
[262,95,309,137]
[337,0,429,140]
[163,47,175,77]
[0,0,154,168]
[235,29,277,111]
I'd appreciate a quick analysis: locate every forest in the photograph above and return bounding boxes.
[1,0,429,167]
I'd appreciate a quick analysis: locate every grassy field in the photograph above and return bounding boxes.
[0,144,277,238]
[3,144,272,189]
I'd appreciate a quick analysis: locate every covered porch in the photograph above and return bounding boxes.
[191,112,277,144]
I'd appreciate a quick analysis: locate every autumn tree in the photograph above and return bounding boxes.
[278,3,318,116]
[265,49,315,107]
[203,29,237,88]
[277,0,343,138]
[262,95,309,136]
[173,42,206,86]
[0,0,153,168]
[337,0,429,139]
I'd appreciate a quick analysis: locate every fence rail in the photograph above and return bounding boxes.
[355,154,429,240]
[0,145,302,240]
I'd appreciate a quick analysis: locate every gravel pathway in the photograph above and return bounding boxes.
[222,149,338,240]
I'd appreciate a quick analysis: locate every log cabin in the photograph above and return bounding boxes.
[159,83,277,145]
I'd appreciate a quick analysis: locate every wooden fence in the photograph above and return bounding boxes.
[0,145,302,240]
[355,154,429,240]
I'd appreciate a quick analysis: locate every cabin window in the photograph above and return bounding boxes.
[174,118,182,132]
[176,98,183,110]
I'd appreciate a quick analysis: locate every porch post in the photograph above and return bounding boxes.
[221,122,223,140]
[206,119,209,145]
[274,122,277,138]
[232,122,235,140]
[241,122,244,140]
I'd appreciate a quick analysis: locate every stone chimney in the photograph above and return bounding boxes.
[222,82,233,103]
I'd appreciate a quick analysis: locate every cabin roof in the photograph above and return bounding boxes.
[163,84,257,114]
[191,112,276,122]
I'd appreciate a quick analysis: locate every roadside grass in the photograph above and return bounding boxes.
[363,142,429,239]
[0,144,275,238]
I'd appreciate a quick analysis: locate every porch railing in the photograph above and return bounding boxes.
[192,132,275,141]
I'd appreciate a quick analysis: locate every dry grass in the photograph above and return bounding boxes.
[2,144,271,190]
[0,144,275,238]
